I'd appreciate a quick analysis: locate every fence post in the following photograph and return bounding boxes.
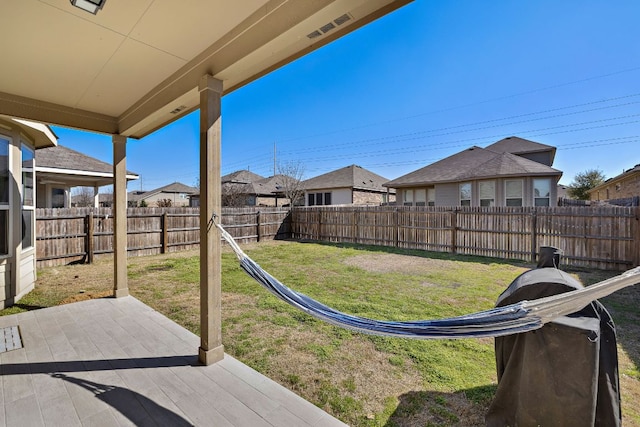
[531,210,538,263]
[450,209,457,254]
[161,212,168,254]
[257,211,261,242]
[634,207,640,267]
[86,213,94,264]
[394,208,399,248]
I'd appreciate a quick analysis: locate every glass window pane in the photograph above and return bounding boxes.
[506,198,522,207]
[316,193,323,205]
[534,179,551,198]
[535,198,550,207]
[479,181,495,199]
[404,189,413,203]
[22,144,34,207]
[324,192,332,205]
[52,188,66,208]
[0,138,8,205]
[427,188,435,203]
[308,193,315,206]
[460,182,471,201]
[22,210,33,249]
[506,180,522,198]
[415,189,426,203]
[0,210,7,255]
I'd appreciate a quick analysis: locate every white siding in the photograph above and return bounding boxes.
[0,262,9,303]
[17,251,36,300]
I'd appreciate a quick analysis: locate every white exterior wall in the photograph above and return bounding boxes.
[0,119,38,308]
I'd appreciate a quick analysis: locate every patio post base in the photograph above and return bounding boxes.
[199,344,225,365]
[114,288,129,298]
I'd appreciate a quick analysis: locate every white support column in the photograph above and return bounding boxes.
[112,135,128,297]
[93,185,100,208]
[198,75,224,365]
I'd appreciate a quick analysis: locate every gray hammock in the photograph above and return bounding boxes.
[214,220,640,339]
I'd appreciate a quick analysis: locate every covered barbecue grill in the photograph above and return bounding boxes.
[486,247,621,427]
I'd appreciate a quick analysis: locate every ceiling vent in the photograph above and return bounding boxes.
[333,14,352,26]
[170,105,187,115]
[306,13,352,39]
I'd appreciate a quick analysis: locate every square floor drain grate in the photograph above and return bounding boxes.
[0,326,23,353]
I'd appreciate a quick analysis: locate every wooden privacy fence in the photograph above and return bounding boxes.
[291,205,640,270]
[36,207,291,268]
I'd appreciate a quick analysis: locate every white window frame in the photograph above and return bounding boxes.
[533,178,551,207]
[427,188,435,206]
[0,135,11,257]
[505,179,523,206]
[415,189,426,206]
[404,189,414,206]
[479,180,495,207]
[459,182,471,206]
[21,142,35,251]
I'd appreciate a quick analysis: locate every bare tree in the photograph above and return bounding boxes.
[156,198,173,207]
[277,161,306,206]
[222,183,250,207]
[71,186,94,207]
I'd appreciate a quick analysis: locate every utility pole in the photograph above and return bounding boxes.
[273,142,277,177]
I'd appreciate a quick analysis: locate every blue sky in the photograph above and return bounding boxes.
[53,1,640,191]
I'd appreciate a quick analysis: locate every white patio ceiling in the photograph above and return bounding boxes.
[0,0,410,139]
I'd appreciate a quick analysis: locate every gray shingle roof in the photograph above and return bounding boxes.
[385,144,561,188]
[35,145,138,176]
[130,182,198,201]
[222,170,264,184]
[486,136,556,156]
[302,165,392,192]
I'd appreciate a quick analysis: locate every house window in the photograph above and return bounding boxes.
[459,182,471,206]
[479,181,495,207]
[324,192,332,205]
[51,188,65,208]
[533,178,551,206]
[404,189,413,206]
[0,137,9,255]
[415,189,426,206]
[315,192,324,205]
[505,179,523,206]
[427,188,435,206]
[308,193,315,206]
[21,143,35,250]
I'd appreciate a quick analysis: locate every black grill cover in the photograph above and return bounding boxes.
[486,267,621,427]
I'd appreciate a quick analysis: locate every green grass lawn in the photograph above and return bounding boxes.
[4,240,639,426]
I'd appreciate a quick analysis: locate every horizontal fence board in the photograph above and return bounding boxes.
[291,205,640,271]
[36,205,638,271]
[36,207,292,267]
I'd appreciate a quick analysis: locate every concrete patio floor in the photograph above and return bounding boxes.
[0,296,347,426]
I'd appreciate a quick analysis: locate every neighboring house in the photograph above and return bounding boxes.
[1,117,57,308]
[302,164,395,206]
[384,137,563,207]
[191,171,299,207]
[589,163,640,202]
[129,182,198,207]
[36,145,139,208]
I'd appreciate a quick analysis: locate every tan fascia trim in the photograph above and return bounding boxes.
[0,91,118,135]
[226,0,413,95]
[36,166,139,181]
